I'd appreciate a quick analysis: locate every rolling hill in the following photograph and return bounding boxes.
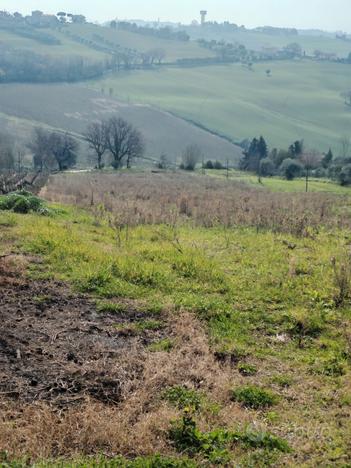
[0,83,242,166]
[0,21,215,64]
[186,25,351,58]
[92,60,351,152]
[2,18,351,156]
[66,23,215,62]
[0,27,107,60]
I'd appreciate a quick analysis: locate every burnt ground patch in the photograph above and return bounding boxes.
[0,256,164,407]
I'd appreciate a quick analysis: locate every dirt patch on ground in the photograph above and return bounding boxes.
[0,256,161,407]
[0,255,245,461]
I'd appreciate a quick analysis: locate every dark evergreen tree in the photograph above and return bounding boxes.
[322,148,333,168]
[240,136,268,174]
[257,136,268,159]
[288,140,303,158]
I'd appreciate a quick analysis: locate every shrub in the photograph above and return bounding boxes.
[26,196,43,211]
[163,386,202,411]
[279,158,302,180]
[338,164,351,186]
[0,191,50,215]
[157,153,169,170]
[181,144,202,171]
[13,196,31,214]
[213,160,224,170]
[313,167,327,178]
[204,160,214,169]
[231,385,278,409]
[260,158,275,176]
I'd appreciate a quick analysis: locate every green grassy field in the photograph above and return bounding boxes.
[187,26,351,58]
[0,83,242,165]
[0,22,214,63]
[67,23,215,62]
[0,28,107,60]
[1,175,350,465]
[206,169,351,194]
[92,60,351,152]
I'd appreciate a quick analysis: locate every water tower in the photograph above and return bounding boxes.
[200,10,207,25]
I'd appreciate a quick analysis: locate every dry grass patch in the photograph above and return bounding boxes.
[40,171,351,235]
[0,313,250,462]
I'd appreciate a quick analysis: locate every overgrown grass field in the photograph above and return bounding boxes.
[0,173,350,466]
[93,60,351,151]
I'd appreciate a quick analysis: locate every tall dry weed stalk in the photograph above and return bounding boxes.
[332,250,351,307]
[40,172,350,235]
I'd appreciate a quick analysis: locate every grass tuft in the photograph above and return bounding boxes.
[231,385,278,409]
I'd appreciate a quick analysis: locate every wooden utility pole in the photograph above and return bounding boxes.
[226,159,229,179]
[305,167,309,193]
[17,149,23,174]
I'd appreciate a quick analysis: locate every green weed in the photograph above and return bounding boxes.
[271,375,293,388]
[238,363,258,376]
[287,309,325,348]
[231,385,278,409]
[169,412,290,462]
[78,268,112,293]
[163,386,203,411]
[148,339,174,352]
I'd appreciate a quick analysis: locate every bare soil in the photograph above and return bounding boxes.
[0,255,242,462]
[0,256,160,408]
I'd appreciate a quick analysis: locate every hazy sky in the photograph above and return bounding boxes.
[1,0,351,32]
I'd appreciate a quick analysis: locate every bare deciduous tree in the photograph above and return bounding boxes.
[85,121,108,169]
[106,117,144,170]
[0,132,15,172]
[152,48,166,64]
[339,136,351,159]
[28,127,54,172]
[49,132,79,171]
[181,144,202,171]
[300,150,322,192]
